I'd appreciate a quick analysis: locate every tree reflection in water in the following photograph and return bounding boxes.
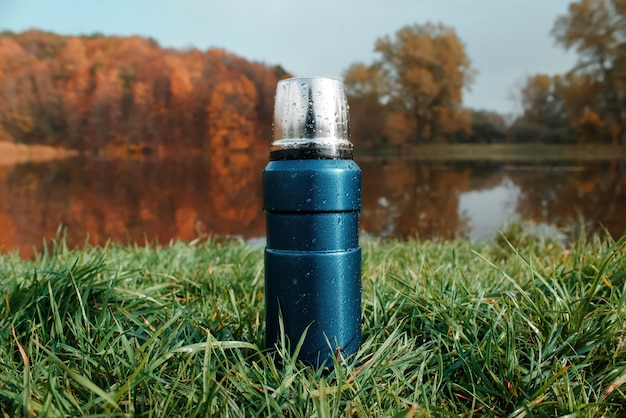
[514,161,626,240]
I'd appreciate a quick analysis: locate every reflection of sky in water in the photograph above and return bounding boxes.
[371,196,398,239]
[458,177,520,242]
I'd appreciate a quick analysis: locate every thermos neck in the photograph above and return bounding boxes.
[269,144,353,161]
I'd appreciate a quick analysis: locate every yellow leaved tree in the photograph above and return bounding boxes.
[344,23,475,145]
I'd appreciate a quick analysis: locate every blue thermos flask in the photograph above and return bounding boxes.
[264,77,362,366]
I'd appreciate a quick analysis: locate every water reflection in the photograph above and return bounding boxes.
[359,160,471,239]
[514,161,626,238]
[0,155,266,257]
[0,156,624,256]
[458,177,521,241]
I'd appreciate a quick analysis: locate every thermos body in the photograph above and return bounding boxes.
[263,77,362,366]
[264,159,361,365]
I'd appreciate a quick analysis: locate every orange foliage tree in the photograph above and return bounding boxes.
[207,75,259,151]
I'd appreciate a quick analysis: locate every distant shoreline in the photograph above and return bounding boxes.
[357,143,626,161]
[0,141,79,166]
[2,141,626,164]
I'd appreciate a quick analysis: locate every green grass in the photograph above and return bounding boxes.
[358,143,626,161]
[1,230,625,417]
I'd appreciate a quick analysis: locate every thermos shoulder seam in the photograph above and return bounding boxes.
[265,248,360,255]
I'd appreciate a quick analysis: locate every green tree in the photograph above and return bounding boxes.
[344,23,474,145]
[510,74,574,143]
[465,110,507,143]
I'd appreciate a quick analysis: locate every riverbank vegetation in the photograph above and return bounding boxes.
[1,231,624,416]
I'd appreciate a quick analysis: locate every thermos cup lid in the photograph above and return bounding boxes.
[271,77,352,159]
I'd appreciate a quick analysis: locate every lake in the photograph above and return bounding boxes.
[1,153,625,257]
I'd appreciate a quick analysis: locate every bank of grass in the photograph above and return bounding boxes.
[0,230,625,417]
[358,143,626,161]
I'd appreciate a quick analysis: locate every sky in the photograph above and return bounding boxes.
[0,0,578,115]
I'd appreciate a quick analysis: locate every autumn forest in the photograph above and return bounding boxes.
[0,30,288,155]
[1,0,625,152]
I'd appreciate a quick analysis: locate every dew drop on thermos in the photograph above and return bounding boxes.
[263,77,362,367]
